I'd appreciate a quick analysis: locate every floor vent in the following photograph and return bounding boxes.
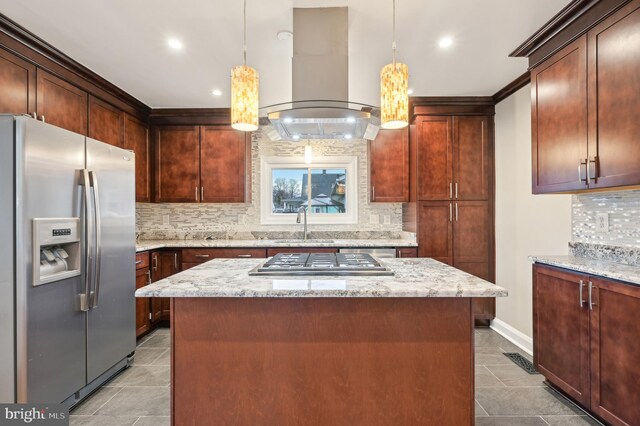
[503,352,539,374]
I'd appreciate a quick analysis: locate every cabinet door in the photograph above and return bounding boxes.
[416,116,453,200]
[123,114,151,202]
[135,268,151,337]
[531,36,588,194]
[417,201,453,264]
[200,127,250,203]
[152,251,181,322]
[149,252,162,324]
[589,276,640,426]
[533,265,590,407]
[369,128,409,202]
[587,1,640,189]
[154,126,200,202]
[88,96,123,147]
[453,116,492,201]
[0,48,36,115]
[36,69,87,135]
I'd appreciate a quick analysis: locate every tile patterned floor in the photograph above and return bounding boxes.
[71,327,601,425]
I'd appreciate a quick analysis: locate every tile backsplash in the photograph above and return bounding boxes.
[572,189,640,248]
[136,131,403,239]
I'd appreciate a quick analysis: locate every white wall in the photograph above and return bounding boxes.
[493,84,572,343]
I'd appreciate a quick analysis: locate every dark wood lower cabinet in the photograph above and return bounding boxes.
[135,267,151,337]
[396,247,418,258]
[150,250,181,323]
[534,264,640,425]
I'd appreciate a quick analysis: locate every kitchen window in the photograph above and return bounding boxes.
[260,156,358,224]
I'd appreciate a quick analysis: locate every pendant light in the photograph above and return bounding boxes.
[380,0,409,129]
[231,0,259,131]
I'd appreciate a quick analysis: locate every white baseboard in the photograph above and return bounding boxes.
[490,318,533,356]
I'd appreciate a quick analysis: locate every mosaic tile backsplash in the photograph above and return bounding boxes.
[136,131,403,239]
[572,189,640,248]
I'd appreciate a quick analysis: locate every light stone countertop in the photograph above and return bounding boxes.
[135,257,507,298]
[530,255,640,286]
[135,238,418,252]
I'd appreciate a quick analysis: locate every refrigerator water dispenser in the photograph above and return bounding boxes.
[33,218,81,286]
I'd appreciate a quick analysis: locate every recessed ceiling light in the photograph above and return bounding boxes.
[283,117,293,124]
[168,38,183,50]
[438,36,453,49]
[346,117,356,124]
[292,134,301,141]
[211,89,222,96]
[408,88,414,95]
[344,134,352,140]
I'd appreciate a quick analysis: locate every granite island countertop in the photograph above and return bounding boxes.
[135,238,418,252]
[135,257,507,298]
[530,255,640,286]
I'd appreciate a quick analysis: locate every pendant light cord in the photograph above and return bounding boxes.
[392,0,397,66]
[243,0,247,65]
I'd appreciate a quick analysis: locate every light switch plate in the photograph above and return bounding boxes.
[596,213,609,233]
[162,215,170,225]
[369,214,379,225]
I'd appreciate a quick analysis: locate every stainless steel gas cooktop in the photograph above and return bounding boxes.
[248,253,394,276]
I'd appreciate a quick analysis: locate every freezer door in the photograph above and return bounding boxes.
[15,117,87,403]
[86,138,136,382]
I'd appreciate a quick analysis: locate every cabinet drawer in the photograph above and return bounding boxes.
[135,252,149,270]
[397,248,418,258]
[182,248,267,263]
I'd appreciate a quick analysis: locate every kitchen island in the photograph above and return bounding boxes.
[136,257,507,426]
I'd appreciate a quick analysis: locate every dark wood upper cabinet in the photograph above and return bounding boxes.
[531,36,588,194]
[369,128,409,202]
[533,265,591,407]
[123,114,151,202]
[88,95,124,147]
[0,48,36,115]
[36,69,87,135]
[453,116,492,201]
[587,1,640,190]
[416,116,453,201]
[154,126,200,203]
[200,127,250,203]
[417,201,453,264]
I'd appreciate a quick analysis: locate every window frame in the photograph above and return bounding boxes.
[260,156,358,225]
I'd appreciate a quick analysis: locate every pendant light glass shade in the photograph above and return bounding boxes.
[231,64,259,131]
[380,62,408,129]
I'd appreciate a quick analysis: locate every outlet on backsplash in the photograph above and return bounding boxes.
[162,215,170,225]
[596,213,609,233]
[369,214,379,225]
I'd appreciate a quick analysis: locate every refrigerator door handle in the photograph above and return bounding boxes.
[80,169,93,312]
[89,171,102,309]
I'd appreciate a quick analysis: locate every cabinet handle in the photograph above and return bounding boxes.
[147,270,152,285]
[449,203,452,222]
[195,254,210,258]
[32,112,37,119]
[152,255,158,271]
[372,186,375,201]
[41,115,45,123]
[237,254,252,258]
[195,186,198,201]
[455,202,459,222]
[201,187,204,201]
[578,159,588,183]
[588,281,597,310]
[579,280,585,307]
[174,253,178,270]
[588,157,599,182]
[398,250,402,258]
[454,183,458,199]
[135,260,143,264]
[449,182,453,199]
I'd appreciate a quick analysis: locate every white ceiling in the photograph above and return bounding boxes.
[0,0,568,108]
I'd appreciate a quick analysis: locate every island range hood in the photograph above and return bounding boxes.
[260,7,381,141]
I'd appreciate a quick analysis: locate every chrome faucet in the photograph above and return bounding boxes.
[296,206,308,240]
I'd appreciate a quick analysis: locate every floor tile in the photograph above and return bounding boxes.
[152,327,170,335]
[475,330,517,348]
[133,416,171,426]
[69,415,138,426]
[138,334,170,348]
[96,387,170,417]
[132,347,166,366]
[475,416,547,425]
[485,364,545,387]
[71,386,122,415]
[475,347,514,366]
[542,415,602,425]
[150,349,170,366]
[476,366,505,387]
[476,400,489,417]
[476,387,582,416]
[108,366,170,387]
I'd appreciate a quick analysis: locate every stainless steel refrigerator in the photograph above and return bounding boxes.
[0,115,136,406]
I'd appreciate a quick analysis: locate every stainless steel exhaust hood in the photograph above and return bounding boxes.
[260,7,380,141]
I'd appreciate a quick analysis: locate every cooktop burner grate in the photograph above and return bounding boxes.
[250,253,394,276]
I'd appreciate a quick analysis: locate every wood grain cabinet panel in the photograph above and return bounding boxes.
[453,116,492,200]
[123,114,151,202]
[88,96,123,147]
[135,267,151,337]
[396,247,418,258]
[200,127,250,203]
[154,126,200,202]
[531,36,588,193]
[369,128,409,202]
[416,116,453,200]
[589,276,640,426]
[0,48,36,115]
[533,265,593,408]
[417,201,453,264]
[36,69,87,135]
[150,250,180,323]
[587,1,640,190]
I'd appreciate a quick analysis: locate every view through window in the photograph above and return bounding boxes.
[272,168,347,215]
